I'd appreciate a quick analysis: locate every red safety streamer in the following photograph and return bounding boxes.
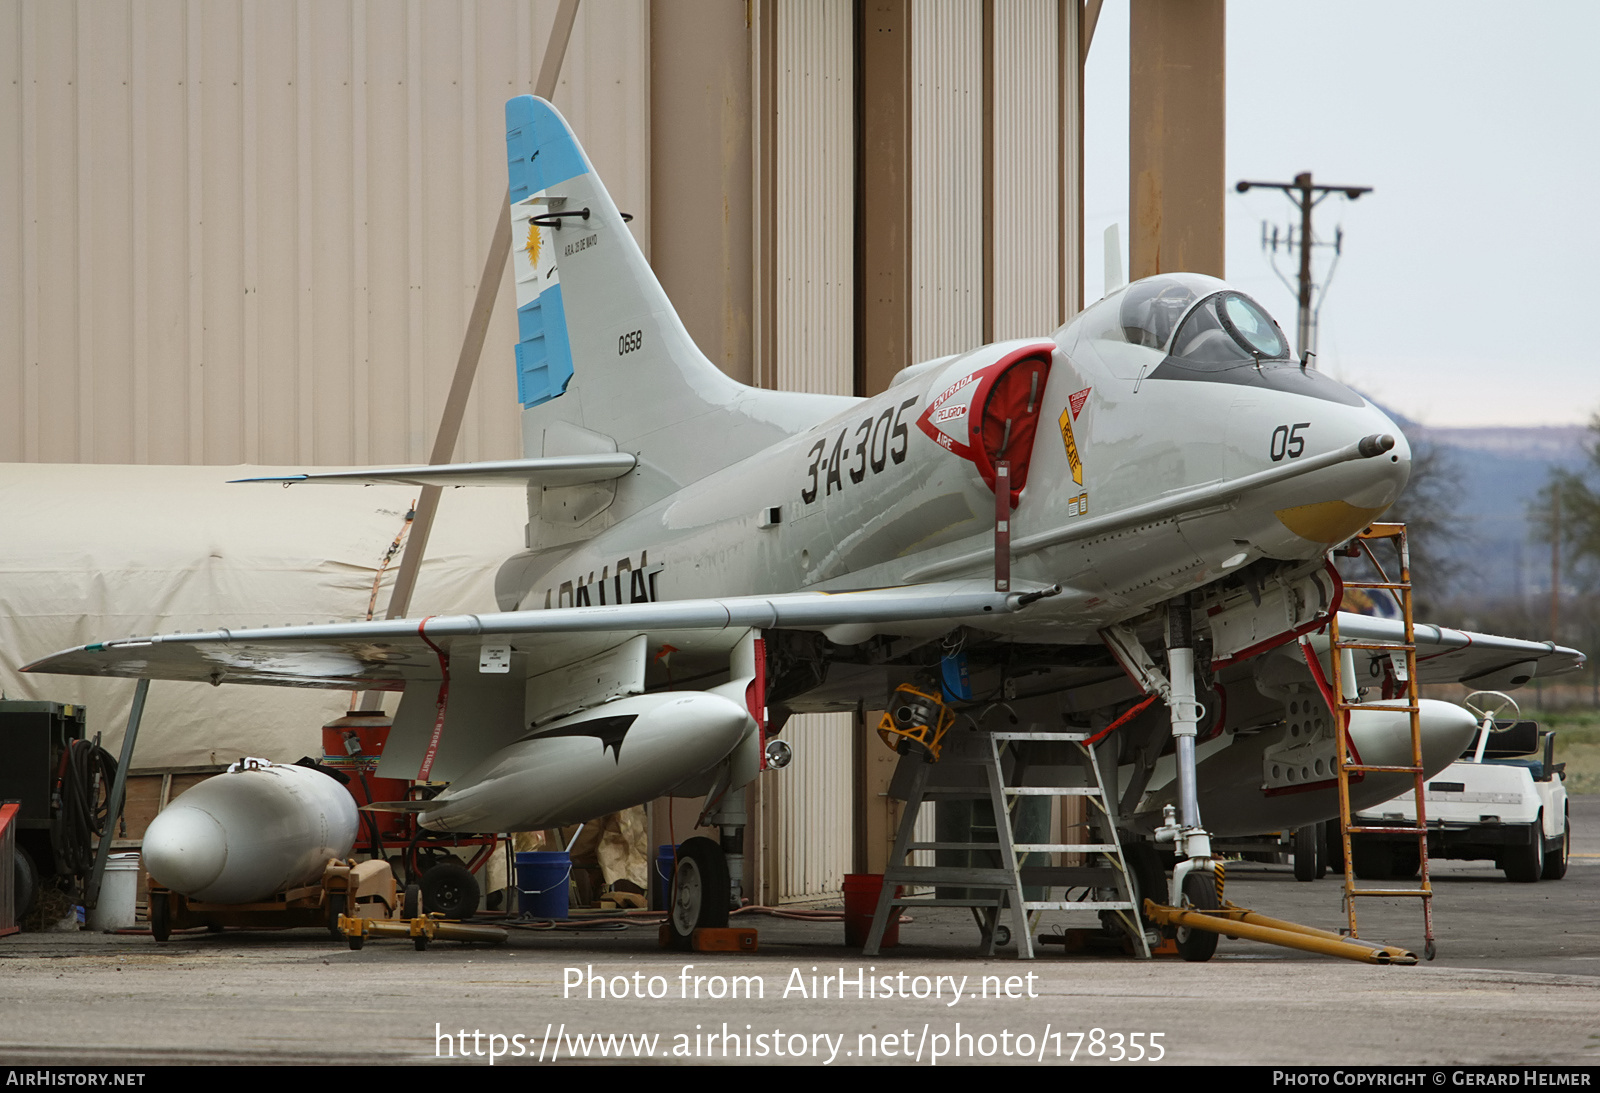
[1298,637,1365,770]
[1084,693,1159,747]
[415,617,451,781]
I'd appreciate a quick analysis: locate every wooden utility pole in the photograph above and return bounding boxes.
[1235,172,1371,360]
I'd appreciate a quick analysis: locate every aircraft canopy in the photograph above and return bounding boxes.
[1169,291,1293,366]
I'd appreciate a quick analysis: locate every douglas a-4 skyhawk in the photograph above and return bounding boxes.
[29,97,1582,951]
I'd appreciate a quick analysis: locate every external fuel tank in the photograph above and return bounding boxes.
[141,760,358,903]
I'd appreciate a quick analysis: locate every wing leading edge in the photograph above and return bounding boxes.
[1332,612,1585,687]
[229,454,637,489]
[23,580,1055,690]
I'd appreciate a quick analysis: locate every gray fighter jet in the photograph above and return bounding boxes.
[28,97,1583,946]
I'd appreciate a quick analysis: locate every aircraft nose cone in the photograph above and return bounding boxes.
[142,804,229,897]
[1270,410,1412,546]
[1346,414,1412,508]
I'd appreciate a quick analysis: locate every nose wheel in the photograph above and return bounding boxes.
[1174,871,1219,963]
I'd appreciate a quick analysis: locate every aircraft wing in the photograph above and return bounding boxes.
[1333,612,1585,688]
[230,454,637,488]
[23,580,1051,690]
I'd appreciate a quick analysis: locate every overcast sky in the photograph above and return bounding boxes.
[1083,1,1600,429]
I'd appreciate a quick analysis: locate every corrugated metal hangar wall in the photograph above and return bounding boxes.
[1,0,1085,905]
[1,0,647,467]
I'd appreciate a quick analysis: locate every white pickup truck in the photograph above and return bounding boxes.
[1347,693,1569,883]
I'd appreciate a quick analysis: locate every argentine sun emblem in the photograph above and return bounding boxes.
[524,221,542,268]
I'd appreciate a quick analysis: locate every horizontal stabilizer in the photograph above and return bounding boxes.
[361,801,432,813]
[231,454,636,489]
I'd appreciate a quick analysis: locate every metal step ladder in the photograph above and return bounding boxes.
[862,727,1151,960]
[1326,523,1436,959]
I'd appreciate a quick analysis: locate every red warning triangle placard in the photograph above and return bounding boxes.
[1069,387,1091,420]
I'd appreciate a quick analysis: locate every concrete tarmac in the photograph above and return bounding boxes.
[2,797,1596,1067]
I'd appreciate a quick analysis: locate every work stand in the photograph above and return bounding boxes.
[862,727,1149,960]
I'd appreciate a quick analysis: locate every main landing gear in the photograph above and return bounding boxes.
[666,778,750,951]
[667,836,730,950]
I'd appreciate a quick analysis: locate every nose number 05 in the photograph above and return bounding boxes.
[1270,422,1310,461]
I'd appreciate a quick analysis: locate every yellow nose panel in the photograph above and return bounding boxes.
[1274,500,1390,544]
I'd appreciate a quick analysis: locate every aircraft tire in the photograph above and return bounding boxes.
[13,845,37,923]
[1350,837,1397,881]
[1325,823,1346,874]
[149,890,171,942]
[421,862,481,919]
[326,893,347,941]
[1501,815,1543,883]
[1388,843,1421,881]
[1292,825,1321,881]
[668,837,729,951]
[1541,806,1569,881]
[1175,871,1219,963]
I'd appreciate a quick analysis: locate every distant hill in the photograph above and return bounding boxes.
[1380,405,1590,600]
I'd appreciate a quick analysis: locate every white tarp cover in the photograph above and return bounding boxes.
[0,464,527,767]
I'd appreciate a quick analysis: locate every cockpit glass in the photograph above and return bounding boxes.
[1222,294,1290,358]
[1118,279,1199,350]
[1070,289,1129,346]
[1170,292,1291,367]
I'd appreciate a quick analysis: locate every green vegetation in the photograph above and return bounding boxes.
[1536,413,1600,592]
[1522,707,1600,795]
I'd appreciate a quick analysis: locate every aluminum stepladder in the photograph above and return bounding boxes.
[861,725,1150,960]
[1313,523,1435,959]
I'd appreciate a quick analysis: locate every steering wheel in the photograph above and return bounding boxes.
[1462,690,1519,727]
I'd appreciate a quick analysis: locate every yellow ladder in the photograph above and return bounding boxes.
[1328,523,1435,960]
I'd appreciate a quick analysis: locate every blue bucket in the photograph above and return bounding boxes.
[515,851,572,920]
[651,845,677,911]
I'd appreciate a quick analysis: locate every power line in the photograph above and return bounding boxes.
[1236,172,1372,363]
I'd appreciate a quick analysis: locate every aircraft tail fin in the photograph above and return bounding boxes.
[503,97,849,523]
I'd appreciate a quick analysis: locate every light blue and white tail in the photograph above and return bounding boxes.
[504,96,849,515]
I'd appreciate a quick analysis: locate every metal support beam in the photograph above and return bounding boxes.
[359,0,580,712]
[85,678,149,910]
[857,0,912,397]
[1128,0,1225,282]
[1080,0,1103,61]
[651,0,756,384]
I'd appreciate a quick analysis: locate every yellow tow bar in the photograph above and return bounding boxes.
[1143,900,1417,965]
[340,913,508,951]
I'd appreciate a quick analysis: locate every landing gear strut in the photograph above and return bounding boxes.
[1155,596,1219,960]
